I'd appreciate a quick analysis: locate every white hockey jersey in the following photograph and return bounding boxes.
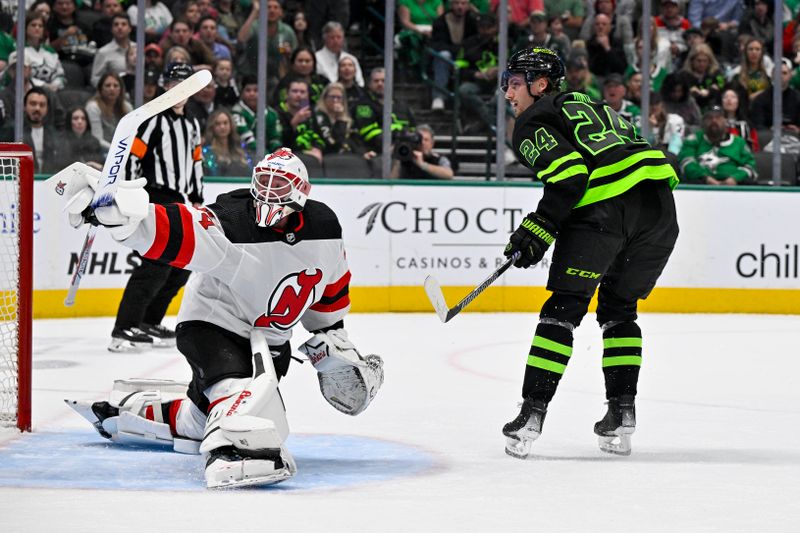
[122,189,351,345]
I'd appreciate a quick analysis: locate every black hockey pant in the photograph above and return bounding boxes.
[521,179,679,402]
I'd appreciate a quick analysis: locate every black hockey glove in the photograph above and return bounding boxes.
[504,212,557,269]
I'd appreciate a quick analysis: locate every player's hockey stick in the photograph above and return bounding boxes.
[424,251,521,323]
[64,69,212,306]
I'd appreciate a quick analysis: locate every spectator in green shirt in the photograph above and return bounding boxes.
[678,106,757,185]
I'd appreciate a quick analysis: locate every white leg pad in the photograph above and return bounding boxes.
[113,404,202,454]
[200,390,288,454]
[200,331,296,488]
[220,415,284,451]
[200,331,289,454]
[115,410,174,446]
[111,378,189,400]
[65,379,201,455]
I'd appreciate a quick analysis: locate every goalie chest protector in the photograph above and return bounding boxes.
[174,189,351,345]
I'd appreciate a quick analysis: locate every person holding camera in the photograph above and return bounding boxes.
[391,124,455,180]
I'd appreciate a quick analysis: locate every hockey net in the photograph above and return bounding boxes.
[0,144,33,432]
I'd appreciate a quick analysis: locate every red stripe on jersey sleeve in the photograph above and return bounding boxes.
[143,204,170,260]
[171,204,196,268]
[323,270,351,297]
[310,293,350,313]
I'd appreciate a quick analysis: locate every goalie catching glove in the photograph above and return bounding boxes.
[504,212,557,269]
[48,162,150,241]
[298,329,383,416]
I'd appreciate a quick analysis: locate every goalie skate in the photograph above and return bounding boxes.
[594,395,636,456]
[502,398,547,459]
[205,446,297,489]
[65,399,117,439]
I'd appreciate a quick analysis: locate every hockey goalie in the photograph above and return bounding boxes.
[53,148,384,489]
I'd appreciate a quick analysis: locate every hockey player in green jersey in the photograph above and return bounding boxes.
[500,47,680,458]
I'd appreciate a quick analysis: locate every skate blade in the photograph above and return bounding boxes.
[206,462,294,489]
[598,434,632,456]
[506,428,541,459]
[108,339,152,353]
[64,399,112,439]
[151,337,177,348]
[505,439,532,459]
[207,470,293,489]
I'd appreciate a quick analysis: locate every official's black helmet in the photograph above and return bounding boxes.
[501,47,565,94]
[163,62,194,84]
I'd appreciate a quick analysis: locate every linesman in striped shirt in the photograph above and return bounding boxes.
[499,48,679,458]
[109,62,205,352]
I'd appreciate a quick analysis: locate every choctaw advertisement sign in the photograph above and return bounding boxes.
[30,181,800,290]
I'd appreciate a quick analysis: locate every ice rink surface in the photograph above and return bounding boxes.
[2,312,800,533]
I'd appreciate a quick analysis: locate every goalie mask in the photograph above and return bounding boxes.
[250,148,311,227]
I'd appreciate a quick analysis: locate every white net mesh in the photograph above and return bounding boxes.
[0,157,20,427]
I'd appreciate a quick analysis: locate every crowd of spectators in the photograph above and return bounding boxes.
[0,0,798,184]
[423,0,800,185]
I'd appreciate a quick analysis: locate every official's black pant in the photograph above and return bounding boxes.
[521,179,679,401]
[176,321,292,413]
[114,254,191,330]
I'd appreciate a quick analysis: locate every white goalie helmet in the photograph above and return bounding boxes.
[250,148,311,227]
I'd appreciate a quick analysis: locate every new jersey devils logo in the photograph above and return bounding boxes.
[268,148,294,161]
[254,269,323,330]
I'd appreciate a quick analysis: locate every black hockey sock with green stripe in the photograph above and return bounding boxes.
[602,321,642,399]
[521,323,574,402]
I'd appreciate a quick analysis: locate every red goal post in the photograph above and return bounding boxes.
[0,143,33,432]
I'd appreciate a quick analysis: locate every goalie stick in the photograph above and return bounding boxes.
[64,69,212,306]
[424,251,520,323]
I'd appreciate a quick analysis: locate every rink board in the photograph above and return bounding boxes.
[29,179,800,316]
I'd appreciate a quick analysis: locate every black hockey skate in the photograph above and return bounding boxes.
[594,395,636,456]
[205,446,297,489]
[108,326,153,353]
[64,400,118,439]
[502,397,548,459]
[139,323,177,348]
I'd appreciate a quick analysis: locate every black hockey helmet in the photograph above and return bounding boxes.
[501,47,565,95]
[163,62,194,85]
